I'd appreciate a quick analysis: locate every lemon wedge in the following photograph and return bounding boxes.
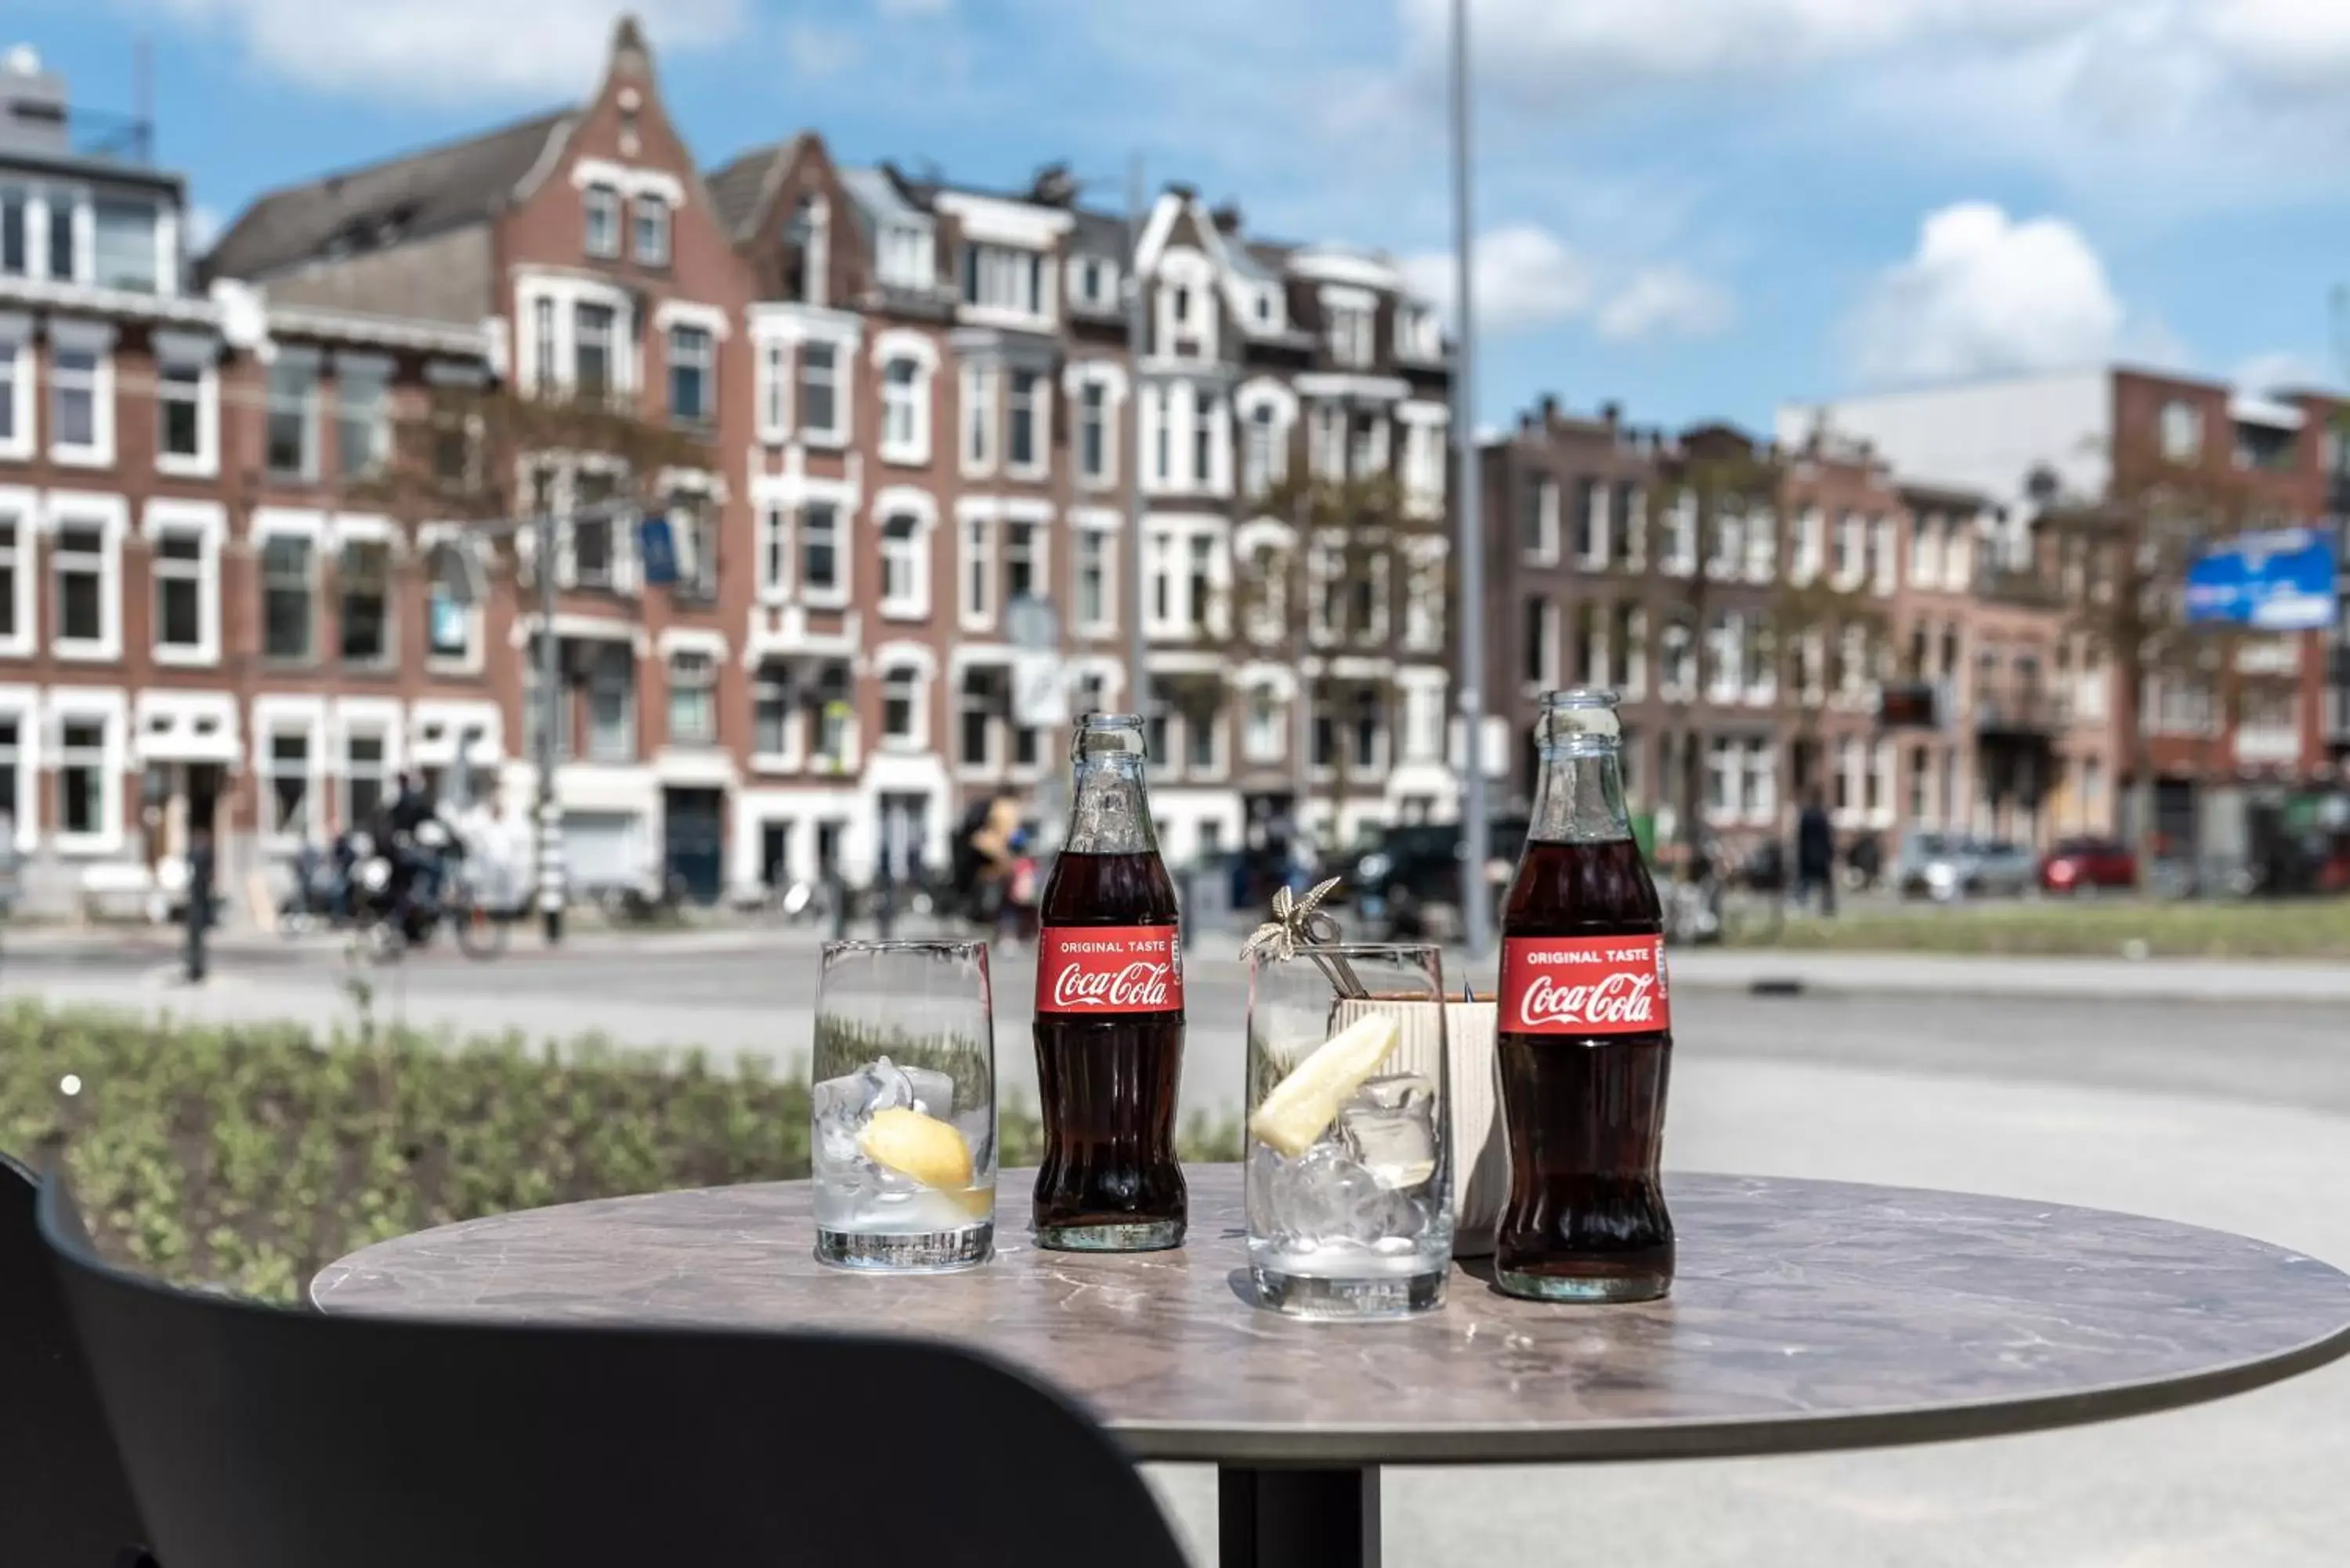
[860,1107,974,1191]
[1247,1011,1404,1158]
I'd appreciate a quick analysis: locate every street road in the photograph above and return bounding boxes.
[7,933,2350,1565]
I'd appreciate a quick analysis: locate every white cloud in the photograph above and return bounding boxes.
[2233,350,2335,397]
[1595,266,1734,343]
[144,0,745,102]
[1402,223,1591,333]
[1846,201,2123,385]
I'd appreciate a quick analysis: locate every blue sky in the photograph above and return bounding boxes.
[19,0,2350,432]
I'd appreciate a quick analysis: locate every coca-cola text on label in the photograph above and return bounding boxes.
[1499,935,1671,1035]
[1036,926,1186,1015]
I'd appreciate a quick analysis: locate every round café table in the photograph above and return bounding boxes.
[315,1168,2350,1568]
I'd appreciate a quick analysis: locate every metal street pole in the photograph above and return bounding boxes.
[534,507,566,943]
[1449,0,1493,958]
[1124,154,1152,730]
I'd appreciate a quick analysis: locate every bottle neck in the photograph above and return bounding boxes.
[1529,742,1632,844]
[1065,752,1159,855]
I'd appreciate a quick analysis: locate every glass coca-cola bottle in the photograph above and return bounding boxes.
[1495,688,1675,1302]
[1030,714,1188,1251]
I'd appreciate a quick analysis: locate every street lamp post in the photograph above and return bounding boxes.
[1449,0,1494,958]
[533,504,565,944]
[1126,153,1152,729]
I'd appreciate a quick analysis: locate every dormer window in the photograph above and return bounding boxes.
[1255,292,1273,325]
[878,220,933,291]
[631,195,671,266]
[962,243,1043,316]
[1071,255,1115,310]
[1329,302,1375,369]
[92,198,157,293]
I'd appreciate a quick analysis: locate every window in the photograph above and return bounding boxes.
[0,337,23,456]
[1072,255,1115,309]
[1705,736,1737,818]
[880,513,927,616]
[425,542,475,662]
[1187,535,1216,635]
[1870,515,1897,594]
[632,197,670,265]
[1347,413,1379,480]
[573,511,613,588]
[52,523,107,649]
[961,516,993,624]
[878,222,933,290]
[1661,617,1697,695]
[1351,688,1383,770]
[1005,522,1039,604]
[586,644,635,761]
[747,666,793,760]
[1572,479,1600,562]
[669,652,716,744]
[49,345,102,459]
[267,358,318,479]
[1746,508,1777,582]
[801,342,841,440]
[1245,685,1285,763]
[0,511,16,649]
[336,360,389,481]
[962,365,996,471]
[959,667,999,768]
[267,732,311,836]
[962,244,1044,315]
[60,720,107,839]
[0,188,23,276]
[668,326,712,425]
[759,341,788,437]
[1405,550,1444,651]
[1075,529,1112,632]
[1835,511,1866,587]
[1522,477,1559,562]
[344,732,389,830]
[261,536,313,659]
[584,185,620,258]
[1008,370,1042,471]
[1196,395,1222,489]
[1403,682,1444,762]
[882,357,924,459]
[158,360,204,464]
[338,540,392,664]
[801,502,841,600]
[1744,740,1777,824]
[1152,387,1173,482]
[1522,598,1558,687]
[47,194,78,282]
[1307,403,1344,479]
[1184,698,1218,773]
[1244,405,1278,497]
[882,664,920,743]
[1078,380,1110,483]
[575,304,616,403]
[1329,302,1374,368]
[154,530,205,655]
[92,198,157,292]
[2159,399,2203,464]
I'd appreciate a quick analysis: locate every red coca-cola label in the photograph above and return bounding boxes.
[1500,934,1671,1035]
[1035,925,1185,1015]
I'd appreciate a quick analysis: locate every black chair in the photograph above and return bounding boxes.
[38,1179,1189,1568]
[0,1154,156,1568]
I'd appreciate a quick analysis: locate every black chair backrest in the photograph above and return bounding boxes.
[40,1180,1190,1568]
[0,1154,155,1568]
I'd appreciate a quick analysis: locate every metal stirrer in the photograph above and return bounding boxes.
[1238,878,1370,999]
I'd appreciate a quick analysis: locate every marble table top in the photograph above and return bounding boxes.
[313,1167,2350,1466]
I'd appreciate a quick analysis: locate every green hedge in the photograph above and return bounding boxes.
[2,1003,1238,1304]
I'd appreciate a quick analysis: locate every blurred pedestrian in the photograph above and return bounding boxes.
[184,825,216,984]
[1795,788,1836,917]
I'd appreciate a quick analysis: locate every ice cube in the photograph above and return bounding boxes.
[1337,1072,1438,1191]
[812,1057,927,1182]
[1263,1142,1424,1248]
[903,1064,958,1118]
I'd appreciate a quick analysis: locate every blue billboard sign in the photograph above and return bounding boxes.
[636,515,678,587]
[2182,529,2337,632]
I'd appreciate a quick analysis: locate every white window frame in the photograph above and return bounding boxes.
[45,490,125,661]
[873,490,935,621]
[757,341,790,443]
[874,331,937,466]
[667,649,718,746]
[631,195,671,266]
[1791,506,1824,586]
[0,484,31,659]
[1242,678,1288,764]
[1006,367,1050,481]
[878,221,935,291]
[0,315,34,462]
[143,498,223,667]
[418,525,487,675]
[961,362,997,477]
[584,184,621,258]
[958,508,996,631]
[798,497,849,609]
[0,688,36,856]
[515,273,638,403]
[47,320,114,468]
[1871,514,1899,597]
[667,323,714,426]
[335,706,400,836]
[799,339,844,447]
[1524,475,1560,565]
[151,331,220,479]
[1072,511,1119,637]
[1063,361,1127,492]
[48,689,125,856]
[875,645,935,751]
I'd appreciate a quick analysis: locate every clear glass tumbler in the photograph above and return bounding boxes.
[810,940,997,1271]
[1245,942,1454,1317]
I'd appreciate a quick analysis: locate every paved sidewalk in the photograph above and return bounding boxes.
[1665,947,2350,1003]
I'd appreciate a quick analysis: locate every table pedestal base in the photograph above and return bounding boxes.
[1219,1464,1379,1568]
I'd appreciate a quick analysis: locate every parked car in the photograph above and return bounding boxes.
[2040,837,2137,894]
[1350,817,1531,937]
[1894,832,2037,901]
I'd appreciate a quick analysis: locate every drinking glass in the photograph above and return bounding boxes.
[810,940,996,1272]
[1245,943,1454,1317]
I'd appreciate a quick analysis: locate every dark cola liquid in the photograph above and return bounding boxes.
[1032,851,1188,1251]
[1497,835,1675,1301]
